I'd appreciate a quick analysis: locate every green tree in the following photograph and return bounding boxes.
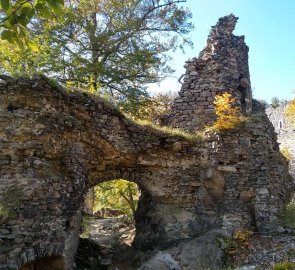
[93,179,140,216]
[271,96,280,108]
[0,0,193,116]
[0,0,64,45]
[119,92,176,123]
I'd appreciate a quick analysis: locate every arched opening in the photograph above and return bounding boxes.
[76,179,141,269]
[20,256,65,270]
[279,120,283,129]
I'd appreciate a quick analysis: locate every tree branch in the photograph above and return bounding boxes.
[0,0,31,25]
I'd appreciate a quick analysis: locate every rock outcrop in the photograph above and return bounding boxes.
[0,14,294,270]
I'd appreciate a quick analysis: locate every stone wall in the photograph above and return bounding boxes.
[168,14,252,132]
[0,14,294,270]
[0,76,211,269]
[266,104,295,178]
[0,75,293,270]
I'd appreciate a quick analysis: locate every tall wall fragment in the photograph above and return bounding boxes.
[168,14,252,132]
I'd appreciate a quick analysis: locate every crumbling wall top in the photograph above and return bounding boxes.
[209,14,238,38]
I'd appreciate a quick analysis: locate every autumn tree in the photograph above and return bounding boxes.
[284,99,295,127]
[213,92,248,131]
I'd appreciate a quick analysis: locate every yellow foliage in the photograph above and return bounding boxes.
[281,147,293,162]
[224,229,253,260]
[213,92,248,130]
[284,100,295,127]
[217,229,253,262]
[233,229,253,243]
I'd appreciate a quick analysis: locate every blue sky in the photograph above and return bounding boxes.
[149,0,295,102]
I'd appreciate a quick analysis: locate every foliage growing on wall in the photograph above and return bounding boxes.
[284,99,295,127]
[0,187,23,223]
[280,147,293,163]
[281,200,295,229]
[271,96,281,108]
[213,92,247,131]
[273,261,295,270]
[120,92,176,122]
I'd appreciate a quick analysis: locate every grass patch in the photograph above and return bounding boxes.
[126,118,204,141]
[273,261,295,270]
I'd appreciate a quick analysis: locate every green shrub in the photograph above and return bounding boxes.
[273,261,295,270]
[281,202,295,228]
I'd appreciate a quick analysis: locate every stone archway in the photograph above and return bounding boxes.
[16,243,65,270]
[0,77,206,269]
[0,75,293,270]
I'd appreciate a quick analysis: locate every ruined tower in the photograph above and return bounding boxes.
[168,14,253,131]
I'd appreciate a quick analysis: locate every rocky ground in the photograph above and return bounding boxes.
[74,215,295,270]
[74,215,139,270]
[226,233,295,270]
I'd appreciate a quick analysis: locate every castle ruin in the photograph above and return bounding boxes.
[0,15,293,270]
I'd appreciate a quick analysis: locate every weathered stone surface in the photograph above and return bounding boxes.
[0,14,294,270]
[266,104,295,178]
[204,169,225,199]
[229,234,295,269]
[240,191,256,202]
[168,14,253,131]
[0,75,212,269]
[138,252,180,270]
[240,77,250,88]
[167,230,224,270]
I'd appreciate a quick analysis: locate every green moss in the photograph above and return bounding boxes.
[250,112,268,122]
[0,187,23,223]
[0,245,13,254]
[80,212,92,238]
[281,201,295,228]
[273,261,295,270]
